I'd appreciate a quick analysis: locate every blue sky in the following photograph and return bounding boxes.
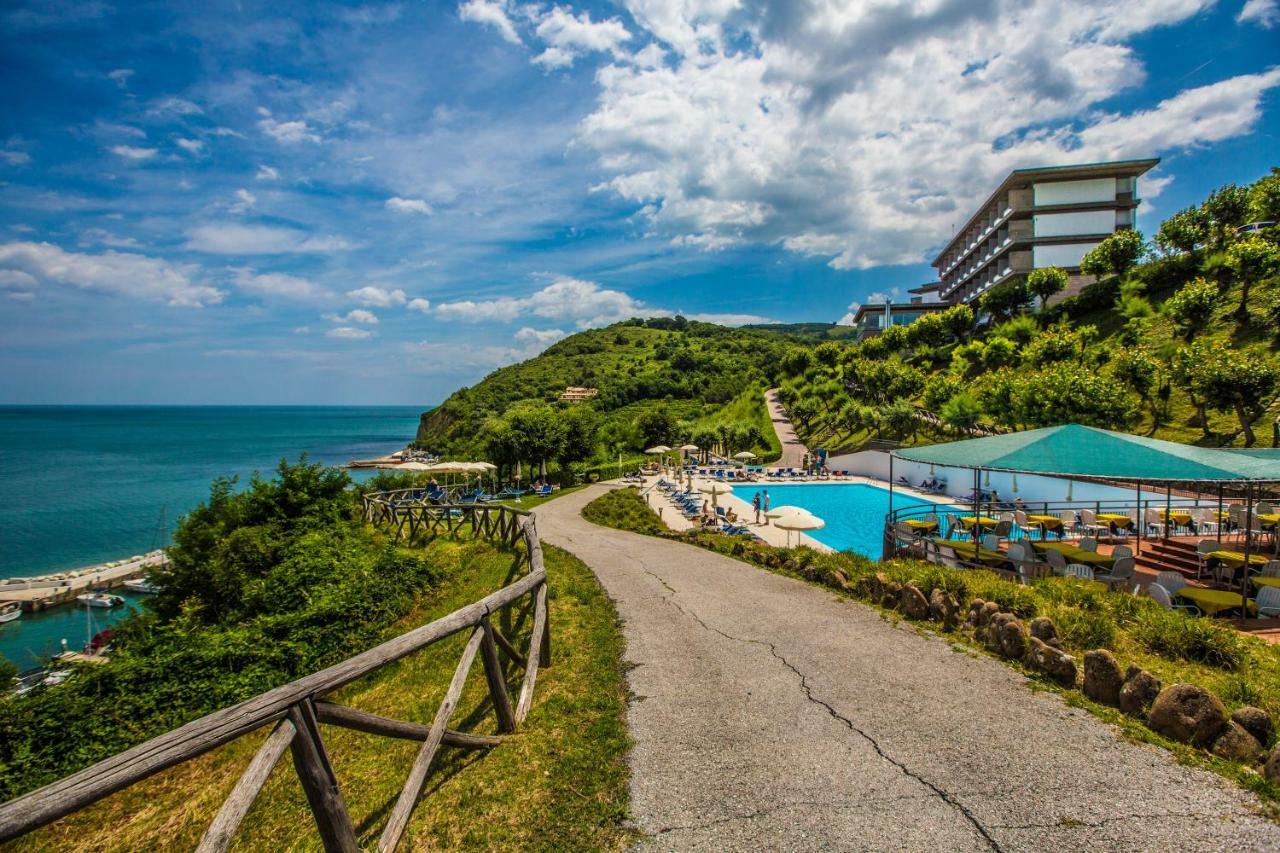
[0,0,1277,405]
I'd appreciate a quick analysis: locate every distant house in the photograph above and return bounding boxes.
[848,284,950,341]
[560,386,599,403]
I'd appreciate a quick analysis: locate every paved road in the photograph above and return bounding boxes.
[765,389,809,469]
[538,484,1280,851]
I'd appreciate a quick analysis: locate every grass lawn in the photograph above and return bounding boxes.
[13,533,633,852]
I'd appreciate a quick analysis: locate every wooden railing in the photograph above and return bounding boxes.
[0,501,550,853]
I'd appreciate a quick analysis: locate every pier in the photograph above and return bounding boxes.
[0,551,168,612]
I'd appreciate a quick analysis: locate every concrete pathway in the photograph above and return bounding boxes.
[538,484,1280,851]
[765,389,808,469]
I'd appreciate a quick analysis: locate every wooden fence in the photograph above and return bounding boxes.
[0,501,550,853]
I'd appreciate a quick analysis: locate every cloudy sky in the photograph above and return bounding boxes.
[1,0,1277,404]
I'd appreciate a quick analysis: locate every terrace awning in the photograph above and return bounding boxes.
[891,424,1280,484]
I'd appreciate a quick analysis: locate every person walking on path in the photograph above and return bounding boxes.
[752,491,762,524]
[762,489,770,525]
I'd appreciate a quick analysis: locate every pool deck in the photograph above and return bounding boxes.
[639,472,954,552]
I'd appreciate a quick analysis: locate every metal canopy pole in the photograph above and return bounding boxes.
[1164,485,1172,543]
[1136,482,1143,553]
[1244,483,1254,598]
[886,454,895,559]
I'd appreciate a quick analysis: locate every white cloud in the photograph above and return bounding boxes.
[684,312,777,325]
[148,96,203,117]
[8,290,35,302]
[258,116,320,144]
[0,241,222,307]
[326,308,379,324]
[836,312,856,326]
[385,196,433,214]
[185,223,359,254]
[256,165,280,181]
[229,188,257,214]
[78,228,141,249]
[514,326,567,346]
[0,149,32,166]
[348,285,407,307]
[459,0,521,44]
[175,137,204,155]
[484,0,1280,270]
[108,144,158,161]
[232,268,326,300]
[433,275,648,327]
[107,68,134,88]
[327,326,374,339]
[1239,0,1280,26]
[532,7,631,68]
[407,297,432,312]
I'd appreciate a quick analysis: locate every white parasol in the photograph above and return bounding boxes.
[766,505,825,546]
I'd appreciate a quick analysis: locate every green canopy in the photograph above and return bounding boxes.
[892,424,1280,483]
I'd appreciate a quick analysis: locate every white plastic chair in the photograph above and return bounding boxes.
[1196,540,1219,580]
[1257,586,1280,618]
[1144,508,1167,538]
[1193,508,1219,536]
[1079,536,1099,552]
[981,533,1001,551]
[1154,570,1187,596]
[1147,582,1197,613]
[1111,544,1133,560]
[1065,563,1095,581]
[1045,549,1069,575]
[1099,557,1135,590]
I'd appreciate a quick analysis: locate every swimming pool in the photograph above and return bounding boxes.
[747,483,951,557]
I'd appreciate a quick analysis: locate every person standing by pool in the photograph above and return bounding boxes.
[752,491,762,524]
[762,490,770,524]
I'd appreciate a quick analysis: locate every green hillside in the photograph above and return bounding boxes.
[777,167,1280,453]
[415,167,1280,479]
[415,318,799,480]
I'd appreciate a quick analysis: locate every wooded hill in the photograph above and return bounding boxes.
[776,166,1280,453]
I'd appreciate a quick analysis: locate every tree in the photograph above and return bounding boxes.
[1155,206,1208,255]
[788,398,818,431]
[978,279,1031,321]
[1225,236,1280,322]
[813,341,842,367]
[1163,278,1220,340]
[939,392,982,434]
[922,373,963,412]
[635,408,675,448]
[1109,346,1163,428]
[1009,363,1134,429]
[1080,229,1146,279]
[1248,167,1280,223]
[1194,349,1279,446]
[1026,266,1068,309]
[1169,342,1211,436]
[1201,183,1251,247]
[781,347,814,376]
[1022,323,1096,368]
[940,304,975,341]
[878,400,918,440]
[506,401,566,472]
[557,405,600,467]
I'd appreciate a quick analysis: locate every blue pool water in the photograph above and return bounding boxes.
[751,483,950,557]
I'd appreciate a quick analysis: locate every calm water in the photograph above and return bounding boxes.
[753,483,952,556]
[0,406,423,667]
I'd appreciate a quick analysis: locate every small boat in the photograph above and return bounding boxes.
[77,592,124,608]
[123,579,161,594]
[0,602,21,624]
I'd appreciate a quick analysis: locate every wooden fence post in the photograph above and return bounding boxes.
[288,701,358,853]
[480,616,517,733]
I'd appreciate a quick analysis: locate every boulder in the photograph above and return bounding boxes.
[1265,745,1280,784]
[1147,684,1229,746]
[1212,720,1262,761]
[1082,650,1124,707]
[979,601,1001,627]
[984,613,1010,653]
[831,569,849,589]
[1028,616,1059,646]
[1231,707,1273,747]
[900,584,931,619]
[967,599,985,626]
[1118,666,1161,719]
[929,588,959,628]
[1025,636,1077,688]
[997,616,1027,660]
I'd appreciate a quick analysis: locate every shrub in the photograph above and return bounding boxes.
[1130,607,1249,671]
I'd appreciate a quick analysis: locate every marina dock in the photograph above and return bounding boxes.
[0,551,168,612]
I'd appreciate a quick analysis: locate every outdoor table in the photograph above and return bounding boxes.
[1162,510,1194,527]
[1095,513,1134,532]
[903,519,940,532]
[1250,575,1280,589]
[1025,514,1064,534]
[1260,513,1279,530]
[931,538,1008,569]
[1207,550,1270,569]
[1032,541,1118,571]
[1176,587,1256,617]
[956,516,1000,531]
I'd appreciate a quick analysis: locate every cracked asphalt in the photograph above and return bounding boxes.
[536,485,1280,851]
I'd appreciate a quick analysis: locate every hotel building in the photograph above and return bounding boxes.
[931,159,1159,305]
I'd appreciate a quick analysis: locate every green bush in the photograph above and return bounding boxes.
[1130,607,1249,671]
[580,487,669,537]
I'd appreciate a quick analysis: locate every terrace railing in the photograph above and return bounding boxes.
[0,500,550,853]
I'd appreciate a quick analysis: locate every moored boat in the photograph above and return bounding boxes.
[0,602,20,624]
[123,578,161,594]
[77,592,124,608]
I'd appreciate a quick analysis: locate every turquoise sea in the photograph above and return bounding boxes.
[0,406,423,668]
